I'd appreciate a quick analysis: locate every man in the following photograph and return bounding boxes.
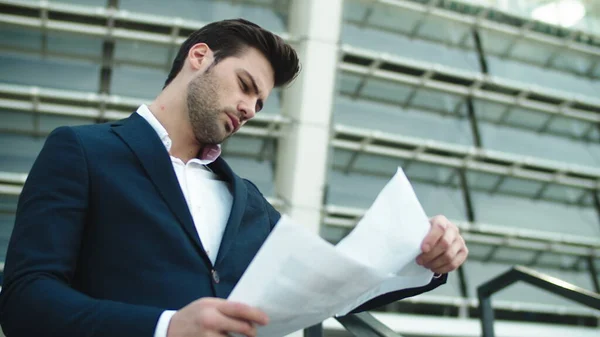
[0,19,468,337]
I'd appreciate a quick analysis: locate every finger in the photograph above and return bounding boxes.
[418,225,458,266]
[206,314,257,337]
[421,216,448,253]
[218,301,269,326]
[432,248,468,274]
[427,236,463,271]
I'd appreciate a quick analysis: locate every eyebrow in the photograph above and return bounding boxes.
[239,69,264,110]
[239,69,262,96]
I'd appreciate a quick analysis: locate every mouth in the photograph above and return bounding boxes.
[226,113,240,133]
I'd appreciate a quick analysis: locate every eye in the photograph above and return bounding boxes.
[256,100,263,113]
[239,77,248,92]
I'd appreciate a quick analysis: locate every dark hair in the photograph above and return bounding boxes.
[164,18,300,89]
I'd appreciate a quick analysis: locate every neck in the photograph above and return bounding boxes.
[149,86,200,163]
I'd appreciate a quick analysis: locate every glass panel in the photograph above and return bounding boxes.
[472,191,600,237]
[487,55,600,98]
[492,246,538,264]
[114,40,172,68]
[225,156,275,197]
[341,22,480,72]
[467,171,502,190]
[333,95,474,145]
[0,134,46,173]
[327,159,468,220]
[496,177,544,197]
[119,0,289,32]
[46,31,104,59]
[467,242,496,259]
[110,65,167,98]
[480,122,600,167]
[320,224,352,244]
[0,213,16,261]
[0,52,100,92]
[0,26,43,51]
[223,135,265,157]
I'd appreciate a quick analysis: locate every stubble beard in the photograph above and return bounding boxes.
[186,71,227,145]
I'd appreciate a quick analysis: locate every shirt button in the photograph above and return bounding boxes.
[212,269,220,284]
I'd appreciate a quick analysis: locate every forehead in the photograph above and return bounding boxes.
[220,47,274,96]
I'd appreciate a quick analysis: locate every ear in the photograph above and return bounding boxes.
[187,43,213,70]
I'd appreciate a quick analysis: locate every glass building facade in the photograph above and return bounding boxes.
[0,0,599,336]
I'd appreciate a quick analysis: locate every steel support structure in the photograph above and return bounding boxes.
[471,29,488,75]
[98,0,119,95]
[338,46,600,141]
[591,190,600,293]
[2,0,599,141]
[457,168,474,317]
[344,0,600,79]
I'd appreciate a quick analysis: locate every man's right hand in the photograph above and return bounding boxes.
[167,298,269,337]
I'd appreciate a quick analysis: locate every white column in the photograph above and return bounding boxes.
[277,2,342,337]
[275,0,343,235]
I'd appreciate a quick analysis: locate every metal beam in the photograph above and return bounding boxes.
[97,0,119,98]
[466,97,482,148]
[336,312,404,337]
[586,256,600,294]
[594,190,600,225]
[472,29,488,74]
[459,169,476,221]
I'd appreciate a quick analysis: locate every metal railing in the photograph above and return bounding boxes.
[477,265,600,337]
[303,312,404,337]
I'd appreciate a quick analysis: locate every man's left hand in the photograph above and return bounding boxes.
[416,215,468,275]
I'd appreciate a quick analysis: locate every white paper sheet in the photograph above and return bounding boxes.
[228,168,434,337]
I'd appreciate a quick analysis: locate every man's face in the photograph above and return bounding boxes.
[186,47,274,145]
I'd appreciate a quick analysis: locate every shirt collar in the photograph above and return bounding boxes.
[136,104,222,164]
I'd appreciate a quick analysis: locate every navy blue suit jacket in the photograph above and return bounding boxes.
[0,113,445,337]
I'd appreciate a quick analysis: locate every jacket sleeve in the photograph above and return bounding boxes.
[243,179,281,229]
[348,274,448,313]
[0,127,163,337]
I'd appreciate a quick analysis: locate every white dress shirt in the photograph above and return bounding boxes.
[135,105,232,337]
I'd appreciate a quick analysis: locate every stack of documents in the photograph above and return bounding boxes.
[228,168,434,337]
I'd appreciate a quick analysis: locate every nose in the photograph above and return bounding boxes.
[237,100,256,121]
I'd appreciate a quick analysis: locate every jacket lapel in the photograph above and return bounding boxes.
[111,113,211,266]
[210,157,248,267]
